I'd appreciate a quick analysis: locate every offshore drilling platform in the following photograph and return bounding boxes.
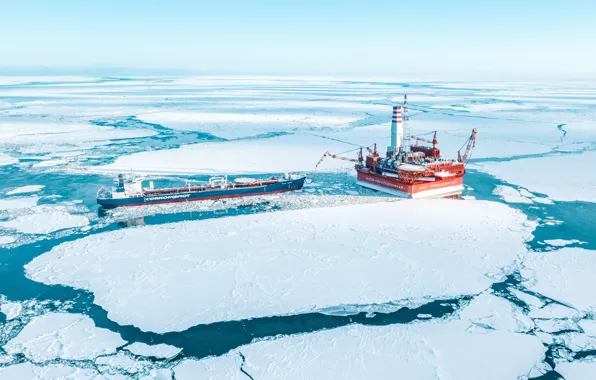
[319,95,477,199]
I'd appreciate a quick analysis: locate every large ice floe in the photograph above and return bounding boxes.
[27,199,535,333]
[95,134,354,175]
[0,153,17,167]
[0,196,38,211]
[0,121,154,145]
[556,360,596,380]
[5,185,45,195]
[0,210,89,234]
[521,248,596,311]
[0,362,102,380]
[3,312,125,362]
[136,110,365,139]
[479,151,596,203]
[174,317,544,380]
[125,342,181,359]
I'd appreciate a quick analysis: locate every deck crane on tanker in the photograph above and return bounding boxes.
[317,95,477,199]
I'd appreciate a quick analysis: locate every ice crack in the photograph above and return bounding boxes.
[238,352,255,380]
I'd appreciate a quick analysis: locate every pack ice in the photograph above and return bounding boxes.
[3,313,126,362]
[26,199,534,333]
[95,134,354,175]
[0,153,17,167]
[479,151,596,203]
[521,248,596,311]
[0,210,89,234]
[175,318,544,380]
[0,362,102,380]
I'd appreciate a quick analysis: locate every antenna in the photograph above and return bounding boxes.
[400,94,411,153]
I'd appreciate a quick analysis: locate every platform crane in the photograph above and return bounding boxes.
[458,128,478,165]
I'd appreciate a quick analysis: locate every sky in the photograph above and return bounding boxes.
[0,0,595,77]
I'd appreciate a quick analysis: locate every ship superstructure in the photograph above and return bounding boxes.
[319,95,476,199]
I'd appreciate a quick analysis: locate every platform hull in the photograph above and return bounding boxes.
[98,177,305,209]
[356,169,464,199]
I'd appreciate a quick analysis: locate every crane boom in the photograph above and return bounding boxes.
[315,148,364,169]
[458,128,477,164]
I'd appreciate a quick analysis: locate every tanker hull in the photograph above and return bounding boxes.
[97,176,305,209]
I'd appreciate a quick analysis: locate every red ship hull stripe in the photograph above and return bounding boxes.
[111,188,297,208]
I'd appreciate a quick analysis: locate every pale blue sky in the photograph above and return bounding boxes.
[1,0,594,76]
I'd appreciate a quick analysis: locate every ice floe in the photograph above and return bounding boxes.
[175,318,544,380]
[95,134,354,175]
[125,342,181,359]
[3,312,126,361]
[521,248,596,311]
[0,236,16,245]
[0,153,17,167]
[509,288,544,308]
[556,360,596,380]
[27,199,534,333]
[0,121,155,145]
[543,239,586,247]
[137,110,362,139]
[5,185,45,195]
[0,196,38,210]
[459,292,534,333]
[480,151,596,203]
[535,319,579,334]
[529,303,578,319]
[0,362,101,380]
[0,301,23,320]
[493,185,533,204]
[579,319,596,337]
[32,159,68,168]
[96,352,150,375]
[139,369,173,380]
[0,211,89,234]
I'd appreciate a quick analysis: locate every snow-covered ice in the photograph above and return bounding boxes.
[529,303,578,319]
[0,196,38,210]
[32,159,68,168]
[535,319,579,334]
[0,236,16,245]
[27,199,534,333]
[0,362,101,380]
[480,151,596,202]
[125,342,181,359]
[579,319,596,337]
[0,211,89,234]
[3,312,126,361]
[543,239,586,247]
[509,288,544,308]
[175,355,244,380]
[137,110,362,139]
[0,355,13,364]
[493,185,533,204]
[95,352,149,374]
[0,301,23,320]
[459,292,534,333]
[521,248,596,311]
[175,318,544,380]
[139,369,173,380]
[556,360,596,380]
[0,153,17,167]
[96,134,353,175]
[0,121,155,145]
[5,185,45,195]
